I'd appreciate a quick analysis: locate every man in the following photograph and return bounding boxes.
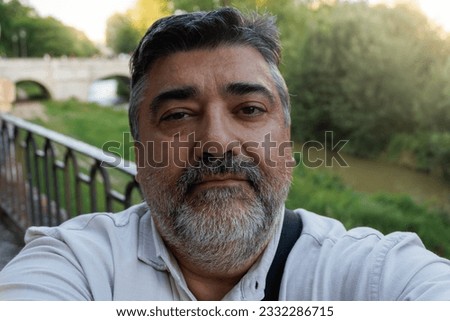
[0,7,449,300]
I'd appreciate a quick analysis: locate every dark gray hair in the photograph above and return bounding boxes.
[129,7,290,140]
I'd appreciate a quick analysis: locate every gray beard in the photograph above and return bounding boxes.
[157,187,283,273]
[143,154,290,273]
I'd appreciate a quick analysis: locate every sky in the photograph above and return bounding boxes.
[370,0,450,31]
[25,0,136,43]
[25,0,450,44]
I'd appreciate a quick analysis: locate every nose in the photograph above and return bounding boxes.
[194,108,240,161]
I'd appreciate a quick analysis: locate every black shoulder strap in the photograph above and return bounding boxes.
[262,208,303,301]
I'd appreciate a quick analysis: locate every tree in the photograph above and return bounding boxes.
[283,1,450,156]
[20,16,98,57]
[127,0,171,33]
[171,0,225,11]
[0,0,97,57]
[171,0,273,12]
[105,0,170,54]
[0,0,35,56]
[106,13,142,54]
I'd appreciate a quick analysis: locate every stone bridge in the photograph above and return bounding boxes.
[0,57,130,103]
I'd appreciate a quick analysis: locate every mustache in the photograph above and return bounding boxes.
[176,153,262,194]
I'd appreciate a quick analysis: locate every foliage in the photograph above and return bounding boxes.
[20,16,98,57]
[286,165,450,258]
[387,132,450,180]
[282,1,450,158]
[171,0,270,12]
[0,0,32,56]
[127,0,171,33]
[105,0,169,54]
[0,0,98,57]
[106,14,142,54]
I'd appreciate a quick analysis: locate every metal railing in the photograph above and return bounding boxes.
[0,113,142,233]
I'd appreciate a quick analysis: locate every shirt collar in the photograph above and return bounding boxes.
[137,206,170,270]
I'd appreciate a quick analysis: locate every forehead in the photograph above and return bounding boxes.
[146,45,276,94]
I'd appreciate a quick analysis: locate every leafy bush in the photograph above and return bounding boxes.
[286,166,450,258]
[387,132,450,181]
[281,2,450,159]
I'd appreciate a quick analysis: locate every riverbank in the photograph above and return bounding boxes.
[297,145,450,214]
[327,153,450,214]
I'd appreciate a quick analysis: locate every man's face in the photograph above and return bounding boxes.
[135,45,293,272]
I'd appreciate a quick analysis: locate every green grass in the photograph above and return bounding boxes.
[25,99,450,258]
[286,166,450,258]
[36,99,134,161]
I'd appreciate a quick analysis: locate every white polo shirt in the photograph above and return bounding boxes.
[0,203,449,300]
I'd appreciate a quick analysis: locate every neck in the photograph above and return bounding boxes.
[176,253,260,301]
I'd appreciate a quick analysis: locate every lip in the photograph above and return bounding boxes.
[193,174,249,189]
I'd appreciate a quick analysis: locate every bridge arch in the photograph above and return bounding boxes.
[0,58,130,102]
[15,79,52,101]
[88,74,131,106]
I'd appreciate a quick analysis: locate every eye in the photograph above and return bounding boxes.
[238,106,266,117]
[160,111,190,122]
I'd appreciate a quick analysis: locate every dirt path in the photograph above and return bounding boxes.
[9,101,48,122]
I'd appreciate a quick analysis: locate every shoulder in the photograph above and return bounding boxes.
[294,208,386,245]
[21,202,151,267]
[24,203,149,244]
[293,207,431,266]
[0,203,152,300]
[283,208,450,300]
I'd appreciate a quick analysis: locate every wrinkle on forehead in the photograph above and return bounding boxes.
[146,45,277,97]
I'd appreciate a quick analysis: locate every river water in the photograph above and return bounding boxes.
[87,78,128,107]
[314,150,450,213]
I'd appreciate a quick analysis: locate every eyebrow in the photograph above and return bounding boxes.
[150,86,198,115]
[225,82,275,104]
[149,82,275,115]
